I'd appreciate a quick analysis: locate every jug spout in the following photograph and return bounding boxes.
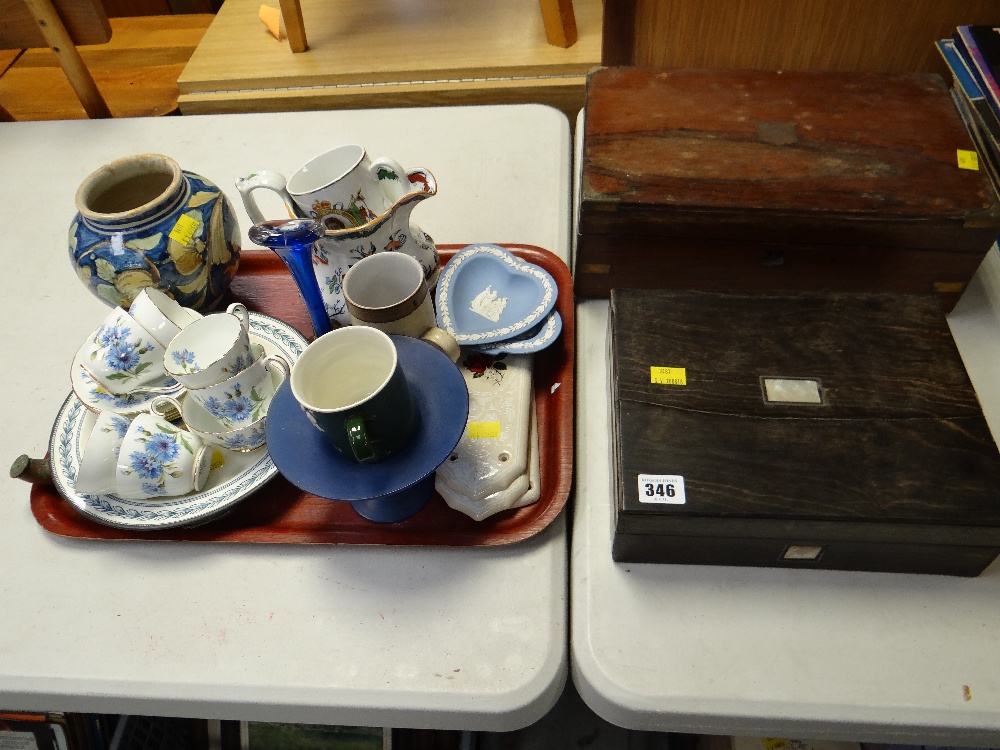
[247,219,333,338]
[323,168,436,236]
[322,168,439,280]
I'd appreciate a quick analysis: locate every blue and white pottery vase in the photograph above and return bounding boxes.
[70,153,241,311]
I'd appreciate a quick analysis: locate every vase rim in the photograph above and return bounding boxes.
[75,153,183,222]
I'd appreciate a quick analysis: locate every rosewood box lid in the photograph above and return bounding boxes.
[582,68,1000,251]
[610,289,1000,551]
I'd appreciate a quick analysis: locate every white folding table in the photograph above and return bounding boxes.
[0,103,571,731]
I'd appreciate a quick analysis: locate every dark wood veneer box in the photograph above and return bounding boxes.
[579,68,1000,310]
[610,289,1000,576]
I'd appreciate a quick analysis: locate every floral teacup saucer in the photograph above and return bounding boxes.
[71,344,183,418]
[71,312,308,419]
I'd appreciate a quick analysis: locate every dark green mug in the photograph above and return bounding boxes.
[290,327,419,463]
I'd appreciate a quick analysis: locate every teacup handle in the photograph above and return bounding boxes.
[226,302,250,333]
[370,156,411,204]
[236,171,299,225]
[150,394,184,422]
[420,327,460,363]
[344,414,377,463]
[264,354,291,381]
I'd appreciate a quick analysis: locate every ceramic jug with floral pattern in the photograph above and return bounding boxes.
[238,165,438,327]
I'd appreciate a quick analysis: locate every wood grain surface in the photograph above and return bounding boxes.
[0,14,212,120]
[610,289,1000,535]
[582,69,1000,228]
[614,0,1000,75]
[0,0,111,49]
[176,0,601,117]
[576,68,1000,303]
[30,245,574,547]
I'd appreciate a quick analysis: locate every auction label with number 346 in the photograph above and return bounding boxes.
[637,474,686,504]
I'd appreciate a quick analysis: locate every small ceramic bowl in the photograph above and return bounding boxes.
[163,302,253,389]
[75,410,133,495]
[115,412,212,499]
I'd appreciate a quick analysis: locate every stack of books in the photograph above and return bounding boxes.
[937,26,1000,196]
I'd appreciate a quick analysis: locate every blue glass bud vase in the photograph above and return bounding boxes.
[248,219,333,338]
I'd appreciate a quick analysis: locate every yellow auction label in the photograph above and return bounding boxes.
[168,214,201,245]
[958,149,980,170]
[650,366,686,385]
[468,421,502,439]
[762,740,788,750]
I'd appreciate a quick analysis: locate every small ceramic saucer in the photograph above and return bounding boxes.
[71,364,179,416]
[471,310,562,355]
[435,244,558,346]
[265,335,470,523]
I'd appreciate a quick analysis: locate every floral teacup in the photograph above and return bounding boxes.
[152,391,271,453]
[129,287,203,348]
[75,410,133,495]
[115,412,212,499]
[185,348,289,429]
[80,307,169,395]
[163,302,253,389]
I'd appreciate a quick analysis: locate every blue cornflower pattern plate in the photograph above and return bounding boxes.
[50,313,308,529]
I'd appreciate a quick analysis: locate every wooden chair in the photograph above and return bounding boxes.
[0,0,113,118]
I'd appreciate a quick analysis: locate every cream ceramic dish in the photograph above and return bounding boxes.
[436,401,539,521]
[435,350,533,501]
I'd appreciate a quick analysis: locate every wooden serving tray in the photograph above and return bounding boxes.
[30,244,573,546]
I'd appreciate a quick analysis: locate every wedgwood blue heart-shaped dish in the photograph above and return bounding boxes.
[435,244,558,346]
[472,310,563,355]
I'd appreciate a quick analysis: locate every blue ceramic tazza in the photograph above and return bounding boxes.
[265,335,470,523]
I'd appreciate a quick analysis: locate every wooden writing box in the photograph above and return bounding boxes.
[579,68,1000,310]
[610,289,1000,576]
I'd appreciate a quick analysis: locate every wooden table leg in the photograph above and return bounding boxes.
[277,0,307,52]
[538,0,577,48]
